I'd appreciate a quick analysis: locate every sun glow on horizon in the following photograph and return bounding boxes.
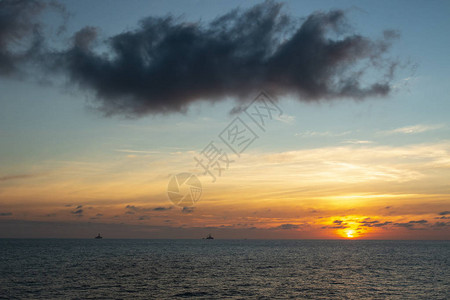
[344,229,356,238]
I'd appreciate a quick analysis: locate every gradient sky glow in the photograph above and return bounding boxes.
[0,0,449,239]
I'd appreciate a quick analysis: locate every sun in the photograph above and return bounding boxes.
[345,229,356,238]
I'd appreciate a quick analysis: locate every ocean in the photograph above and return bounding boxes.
[0,239,448,299]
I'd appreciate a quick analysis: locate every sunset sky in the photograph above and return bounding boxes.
[0,0,449,239]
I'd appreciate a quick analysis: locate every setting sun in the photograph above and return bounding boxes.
[345,229,356,238]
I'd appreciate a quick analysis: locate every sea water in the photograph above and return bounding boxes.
[0,239,449,299]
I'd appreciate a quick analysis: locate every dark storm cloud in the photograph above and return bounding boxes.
[1,1,400,116]
[55,1,399,116]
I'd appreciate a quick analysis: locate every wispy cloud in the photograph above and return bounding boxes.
[343,140,374,145]
[125,205,172,212]
[275,114,295,124]
[115,149,160,154]
[0,174,35,182]
[273,223,301,230]
[295,130,351,137]
[380,124,444,135]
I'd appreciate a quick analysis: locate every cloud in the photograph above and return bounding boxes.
[153,206,172,211]
[71,209,83,215]
[321,220,349,229]
[343,140,374,145]
[381,124,444,135]
[0,0,45,75]
[1,1,400,116]
[182,207,195,214]
[69,205,83,215]
[393,220,428,230]
[125,205,170,212]
[359,220,392,227]
[0,174,35,182]
[408,220,428,224]
[0,212,13,216]
[0,0,66,77]
[439,211,450,216]
[432,222,450,229]
[295,130,351,138]
[275,223,300,230]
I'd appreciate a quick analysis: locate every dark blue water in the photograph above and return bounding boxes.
[0,239,449,299]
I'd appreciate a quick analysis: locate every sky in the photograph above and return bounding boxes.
[0,0,449,239]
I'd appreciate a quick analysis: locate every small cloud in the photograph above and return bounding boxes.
[71,209,83,215]
[432,222,450,229]
[343,140,373,145]
[393,220,428,229]
[321,225,348,229]
[182,207,195,214]
[0,174,35,182]
[138,216,150,220]
[295,130,351,138]
[125,205,138,211]
[275,114,295,124]
[359,219,392,227]
[0,212,12,216]
[439,211,450,216]
[409,220,427,224]
[275,224,300,230]
[381,124,444,135]
[115,149,160,154]
[333,220,343,225]
[153,206,172,211]
[125,205,154,212]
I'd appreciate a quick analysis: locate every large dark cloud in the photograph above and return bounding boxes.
[2,1,400,116]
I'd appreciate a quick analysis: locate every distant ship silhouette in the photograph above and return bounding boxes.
[94,233,103,239]
[203,233,214,240]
